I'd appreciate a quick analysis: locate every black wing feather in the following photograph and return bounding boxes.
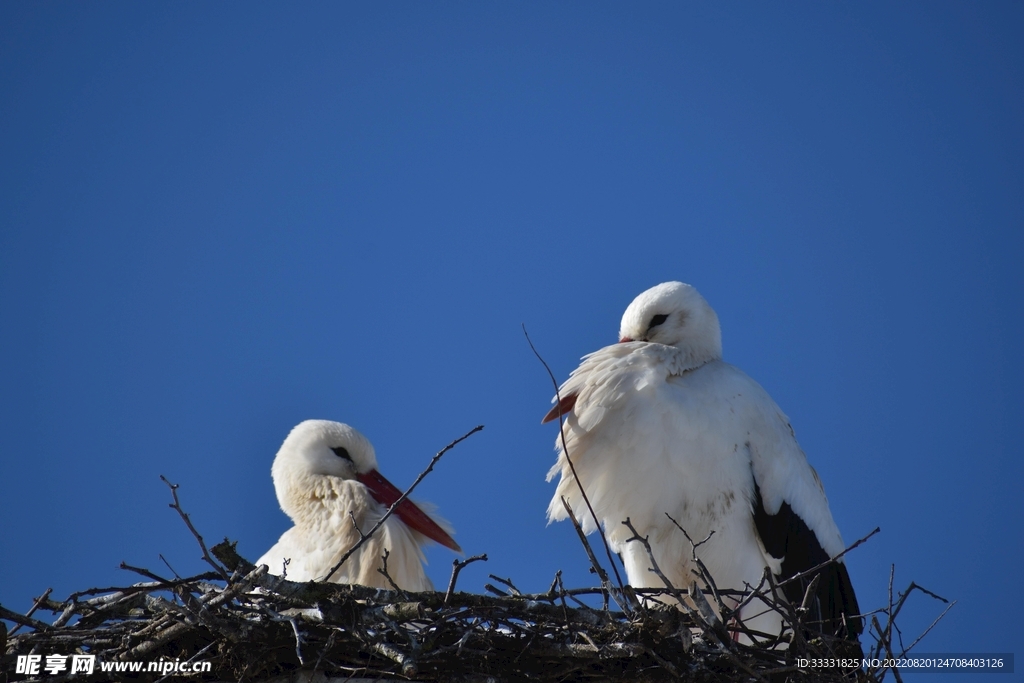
[752,483,863,639]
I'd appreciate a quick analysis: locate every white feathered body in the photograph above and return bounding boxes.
[547,342,845,635]
[257,470,435,590]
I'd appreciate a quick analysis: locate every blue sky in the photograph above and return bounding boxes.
[2,3,1021,678]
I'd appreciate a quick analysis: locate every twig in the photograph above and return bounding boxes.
[322,425,483,582]
[547,571,561,598]
[484,583,509,597]
[121,563,268,660]
[765,567,804,649]
[873,614,904,683]
[561,497,635,614]
[160,475,230,581]
[898,599,956,657]
[6,588,51,636]
[119,562,172,584]
[153,641,216,683]
[289,616,306,665]
[488,574,522,596]
[444,554,488,604]
[798,573,821,617]
[620,518,689,616]
[0,604,52,632]
[159,554,181,579]
[664,513,729,617]
[372,641,417,678]
[523,325,627,593]
[376,549,402,592]
[312,629,337,673]
[776,527,880,593]
[348,511,367,540]
[62,577,211,604]
[552,570,571,622]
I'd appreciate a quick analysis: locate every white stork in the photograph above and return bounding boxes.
[257,420,460,590]
[544,282,861,643]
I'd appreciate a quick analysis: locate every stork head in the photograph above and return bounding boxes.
[618,282,723,361]
[270,419,461,552]
[273,420,377,483]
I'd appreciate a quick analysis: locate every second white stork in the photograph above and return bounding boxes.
[544,282,861,644]
[257,420,461,590]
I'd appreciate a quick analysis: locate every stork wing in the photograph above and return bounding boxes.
[737,367,862,638]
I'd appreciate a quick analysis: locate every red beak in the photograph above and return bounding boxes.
[542,393,578,424]
[619,337,633,343]
[356,469,462,553]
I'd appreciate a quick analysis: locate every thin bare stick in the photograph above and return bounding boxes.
[873,614,905,683]
[776,526,880,592]
[523,325,626,592]
[765,567,805,650]
[0,604,51,632]
[122,564,267,660]
[484,583,509,597]
[289,617,306,665]
[312,629,337,673]
[119,562,171,584]
[547,571,561,598]
[620,518,690,617]
[444,554,488,604]
[160,475,229,581]
[322,425,483,582]
[798,573,821,616]
[158,554,181,580]
[899,599,956,657]
[488,574,522,596]
[348,511,367,540]
[153,641,217,683]
[664,513,728,616]
[561,497,634,613]
[376,549,402,592]
[6,588,51,636]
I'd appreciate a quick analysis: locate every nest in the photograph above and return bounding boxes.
[3,534,942,683]
[2,433,949,683]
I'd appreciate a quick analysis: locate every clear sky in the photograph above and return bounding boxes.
[2,3,1021,679]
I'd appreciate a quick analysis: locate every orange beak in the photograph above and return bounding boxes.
[356,469,462,553]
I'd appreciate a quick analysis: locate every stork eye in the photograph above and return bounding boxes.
[648,314,669,331]
[331,446,352,461]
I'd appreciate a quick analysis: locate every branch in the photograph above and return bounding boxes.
[898,598,956,657]
[444,554,488,604]
[523,325,627,595]
[121,563,268,660]
[0,604,52,632]
[776,526,880,592]
[664,513,729,617]
[322,425,483,582]
[5,588,51,636]
[560,497,636,614]
[376,549,402,592]
[119,562,172,584]
[488,574,522,596]
[620,518,689,616]
[160,475,230,581]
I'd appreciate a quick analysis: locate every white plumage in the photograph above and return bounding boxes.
[257,420,460,591]
[544,282,860,643]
